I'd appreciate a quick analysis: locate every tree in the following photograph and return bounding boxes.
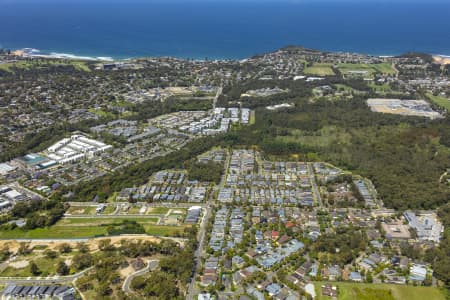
[97,283,112,297]
[72,253,93,271]
[56,261,69,275]
[30,262,40,275]
[18,243,32,255]
[44,250,58,259]
[77,242,89,253]
[76,275,93,291]
[0,246,11,262]
[58,243,72,254]
[98,239,113,251]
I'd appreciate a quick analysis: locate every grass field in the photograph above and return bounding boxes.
[250,110,256,125]
[335,84,355,91]
[67,205,116,215]
[304,63,335,76]
[57,217,159,226]
[0,226,108,239]
[337,63,396,77]
[427,93,450,110]
[0,217,185,239]
[334,84,367,95]
[314,282,445,300]
[101,206,116,214]
[0,61,31,72]
[368,82,392,93]
[0,60,91,73]
[88,108,116,118]
[143,225,186,236]
[148,207,170,214]
[368,83,403,95]
[66,206,97,215]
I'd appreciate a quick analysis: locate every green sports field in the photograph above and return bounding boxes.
[337,63,397,77]
[304,63,335,76]
[314,282,445,300]
[427,93,450,110]
[0,217,185,239]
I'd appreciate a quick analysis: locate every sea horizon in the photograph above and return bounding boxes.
[1,0,450,60]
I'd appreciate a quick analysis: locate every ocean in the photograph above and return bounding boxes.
[1,0,450,60]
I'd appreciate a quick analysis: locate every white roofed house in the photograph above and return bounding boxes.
[0,163,16,176]
[409,264,428,282]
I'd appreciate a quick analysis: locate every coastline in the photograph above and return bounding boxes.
[7,47,450,63]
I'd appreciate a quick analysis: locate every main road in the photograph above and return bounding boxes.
[307,162,323,208]
[186,201,212,300]
[213,85,223,109]
[186,149,230,300]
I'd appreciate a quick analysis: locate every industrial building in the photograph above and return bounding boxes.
[404,211,443,243]
[46,135,112,164]
[185,206,202,224]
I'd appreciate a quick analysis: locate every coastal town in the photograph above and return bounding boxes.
[0,46,449,299]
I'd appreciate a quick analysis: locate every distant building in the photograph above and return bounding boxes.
[185,206,202,224]
[350,271,363,282]
[1,284,75,300]
[404,211,443,243]
[409,264,428,282]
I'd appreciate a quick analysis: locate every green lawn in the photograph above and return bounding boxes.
[70,61,91,72]
[368,82,393,93]
[335,84,355,92]
[100,206,116,215]
[144,225,186,236]
[314,282,445,300]
[249,110,256,125]
[0,217,184,239]
[88,108,115,118]
[304,63,335,76]
[0,61,31,72]
[373,63,397,75]
[427,93,450,110]
[148,207,170,214]
[57,217,159,226]
[337,63,396,77]
[0,226,107,239]
[0,60,90,73]
[66,206,97,215]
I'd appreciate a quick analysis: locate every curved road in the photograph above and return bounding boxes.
[122,260,159,294]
